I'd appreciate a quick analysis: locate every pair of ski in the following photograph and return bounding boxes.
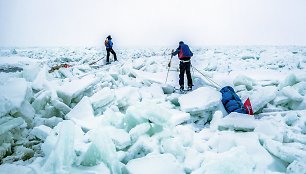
[90,61,114,69]
[175,88,192,94]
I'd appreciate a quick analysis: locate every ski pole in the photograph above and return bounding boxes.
[165,49,174,84]
[191,62,195,86]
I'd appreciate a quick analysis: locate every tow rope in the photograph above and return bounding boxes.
[191,64,222,89]
[48,56,105,73]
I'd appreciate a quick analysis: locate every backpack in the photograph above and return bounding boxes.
[104,39,109,47]
[220,86,247,114]
[178,44,193,59]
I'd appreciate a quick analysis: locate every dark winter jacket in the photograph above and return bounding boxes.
[220,86,247,114]
[172,42,193,61]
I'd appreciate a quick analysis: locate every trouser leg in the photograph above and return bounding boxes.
[186,62,192,87]
[106,49,110,63]
[110,49,117,61]
[179,62,186,88]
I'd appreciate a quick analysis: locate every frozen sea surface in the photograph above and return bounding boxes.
[0,46,306,174]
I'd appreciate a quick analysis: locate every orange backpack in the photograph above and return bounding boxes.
[104,39,108,47]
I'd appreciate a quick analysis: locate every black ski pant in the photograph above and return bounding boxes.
[179,61,192,88]
[106,48,117,63]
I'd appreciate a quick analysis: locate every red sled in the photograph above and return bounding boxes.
[244,98,254,115]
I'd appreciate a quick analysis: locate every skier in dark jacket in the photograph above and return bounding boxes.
[220,86,247,114]
[172,41,193,91]
[105,35,117,64]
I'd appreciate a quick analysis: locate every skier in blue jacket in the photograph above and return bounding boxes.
[172,41,193,91]
[105,35,117,64]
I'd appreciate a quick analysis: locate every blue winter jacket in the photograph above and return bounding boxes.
[220,86,247,114]
[106,39,113,49]
[172,42,193,61]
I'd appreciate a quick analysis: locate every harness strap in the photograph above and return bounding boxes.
[180,60,190,63]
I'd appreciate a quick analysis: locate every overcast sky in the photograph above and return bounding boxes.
[0,0,306,48]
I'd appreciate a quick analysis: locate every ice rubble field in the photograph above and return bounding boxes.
[0,46,306,174]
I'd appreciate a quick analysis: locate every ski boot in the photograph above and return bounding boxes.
[180,86,185,94]
[187,86,192,91]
